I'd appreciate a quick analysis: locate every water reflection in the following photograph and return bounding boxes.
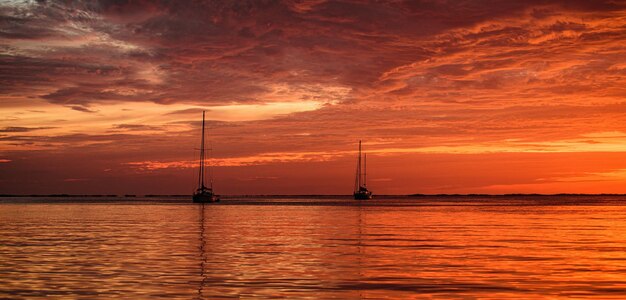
[357,203,364,299]
[197,203,206,299]
[3,197,626,299]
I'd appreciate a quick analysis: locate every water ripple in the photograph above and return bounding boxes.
[2,197,626,298]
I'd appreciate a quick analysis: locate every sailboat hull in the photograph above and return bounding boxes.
[193,192,220,203]
[353,191,373,200]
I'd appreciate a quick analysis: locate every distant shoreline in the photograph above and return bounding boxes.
[2,194,626,198]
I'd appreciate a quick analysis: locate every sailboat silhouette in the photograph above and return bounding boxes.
[353,140,373,200]
[193,111,219,203]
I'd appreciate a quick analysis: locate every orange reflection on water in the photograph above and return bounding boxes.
[2,197,626,299]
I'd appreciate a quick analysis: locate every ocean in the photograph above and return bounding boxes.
[2,195,626,299]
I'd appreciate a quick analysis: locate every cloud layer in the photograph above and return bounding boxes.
[1,0,626,194]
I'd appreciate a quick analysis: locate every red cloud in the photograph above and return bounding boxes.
[1,1,626,194]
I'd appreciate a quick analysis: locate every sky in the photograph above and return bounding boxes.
[1,0,626,195]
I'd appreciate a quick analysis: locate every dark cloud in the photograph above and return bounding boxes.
[166,108,208,115]
[2,0,624,106]
[69,105,98,113]
[0,126,55,132]
[112,124,161,131]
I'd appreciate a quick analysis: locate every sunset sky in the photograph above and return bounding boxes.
[1,0,626,195]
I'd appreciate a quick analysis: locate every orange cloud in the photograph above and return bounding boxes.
[1,1,626,194]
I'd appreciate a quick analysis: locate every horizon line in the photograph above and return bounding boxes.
[3,193,626,197]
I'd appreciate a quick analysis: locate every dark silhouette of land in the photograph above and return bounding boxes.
[2,193,626,197]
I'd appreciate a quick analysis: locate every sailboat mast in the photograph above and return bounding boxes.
[354,150,359,193]
[209,140,213,189]
[199,111,206,189]
[364,153,367,188]
[358,140,362,188]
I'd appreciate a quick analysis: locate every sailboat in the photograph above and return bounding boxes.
[193,111,220,203]
[353,140,373,200]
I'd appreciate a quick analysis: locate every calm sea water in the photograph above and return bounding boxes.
[2,196,626,299]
